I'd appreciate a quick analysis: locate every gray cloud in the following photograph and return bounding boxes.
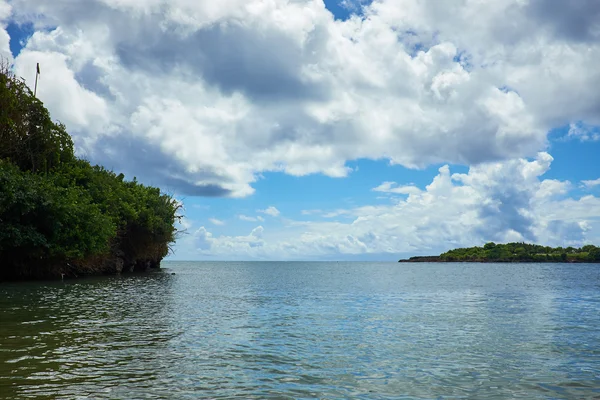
[117,23,331,103]
[87,135,233,197]
[7,0,600,198]
[476,186,536,243]
[74,61,115,101]
[526,0,600,43]
[19,0,332,103]
[545,220,586,245]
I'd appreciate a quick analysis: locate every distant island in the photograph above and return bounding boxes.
[0,60,180,280]
[399,242,600,263]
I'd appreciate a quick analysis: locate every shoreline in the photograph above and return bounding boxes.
[399,257,600,263]
[400,243,600,263]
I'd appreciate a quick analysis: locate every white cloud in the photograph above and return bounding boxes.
[582,178,600,189]
[0,30,9,60]
[372,181,422,195]
[192,225,266,256]
[194,227,213,251]
[301,209,322,215]
[173,153,600,260]
[322,209,352,218]
[250,226,264,239]
[339,0,370,13]
[177,216,192,231]
[208,218,225,226]
[238,214,265,222]
[0,1,9,21]
[568,122,600,142]
[0,0,11,61]
[13,48,111,144]
[258,206,280,217]
[7,0,600,260]
[6,0,600,197]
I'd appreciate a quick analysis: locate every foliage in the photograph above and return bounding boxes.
[0,59,180,280]
[439,242,600,263]
[0,60,74,173]
[0,161,115,275]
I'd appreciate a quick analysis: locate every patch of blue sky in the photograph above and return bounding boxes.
[6,21,34,57]
[546,124,600,187]
[453,50,474,71]
[323,0,373,21]
[180,157,469,230]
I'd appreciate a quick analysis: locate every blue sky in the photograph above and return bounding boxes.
[2,0,600,260]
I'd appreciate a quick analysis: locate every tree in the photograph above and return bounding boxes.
[0,60,180,280]
[0,59,74,173]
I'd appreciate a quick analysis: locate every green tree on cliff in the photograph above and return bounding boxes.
[0,59,180,280]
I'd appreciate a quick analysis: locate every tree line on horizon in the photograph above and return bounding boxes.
[0,60,180,280]
[439,242,600,262]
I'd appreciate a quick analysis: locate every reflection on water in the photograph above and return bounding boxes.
[1,262,600,399]
[0,272,178,399]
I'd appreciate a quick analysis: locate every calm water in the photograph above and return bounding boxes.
[1,262,600,399]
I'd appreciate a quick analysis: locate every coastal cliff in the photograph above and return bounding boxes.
[0,61,180,280]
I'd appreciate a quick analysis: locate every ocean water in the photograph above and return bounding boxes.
[1,261,600,399]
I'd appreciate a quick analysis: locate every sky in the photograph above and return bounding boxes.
[1,0,600,261]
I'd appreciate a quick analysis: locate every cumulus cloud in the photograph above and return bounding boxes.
[5,0,600,197]
[194,227,213,251]
[0,0,11,60]
[178,153,600,260]
[176,216,192,231]
[322,209,352,218]
[14,49,110,135]
[372,182,422,195]
[208,218,225,226]
[258,206,281,217]
[193,225,266,255]
[6,0,600,260]
[582,178,600,189]
[0,1,9,21]
[525,0,600,43]
[238,214,264,222]
[250,226,264,239]
[568,122,600,142]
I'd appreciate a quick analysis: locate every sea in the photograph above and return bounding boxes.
[1,261,599,399]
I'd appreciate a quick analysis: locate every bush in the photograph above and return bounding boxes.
[0,60,179,280]
[0,161,115,277]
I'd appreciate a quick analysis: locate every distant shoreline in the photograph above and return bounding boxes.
[399,242,600,263]
[398,256,599,263]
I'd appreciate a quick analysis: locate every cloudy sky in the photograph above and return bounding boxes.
[2,0,600,260]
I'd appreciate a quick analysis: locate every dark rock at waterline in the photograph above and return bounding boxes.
[0,255,165,282]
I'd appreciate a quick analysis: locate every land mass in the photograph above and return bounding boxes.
[399,242,600,263]
[1,60,180,281]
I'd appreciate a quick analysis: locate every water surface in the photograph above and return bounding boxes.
[1,262,600,399]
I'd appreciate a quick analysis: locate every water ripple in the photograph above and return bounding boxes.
[1,262,600,399]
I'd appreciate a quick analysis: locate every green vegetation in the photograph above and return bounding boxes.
[0,60,180,280]
[400,242,600,263]
[440,242,600,262]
